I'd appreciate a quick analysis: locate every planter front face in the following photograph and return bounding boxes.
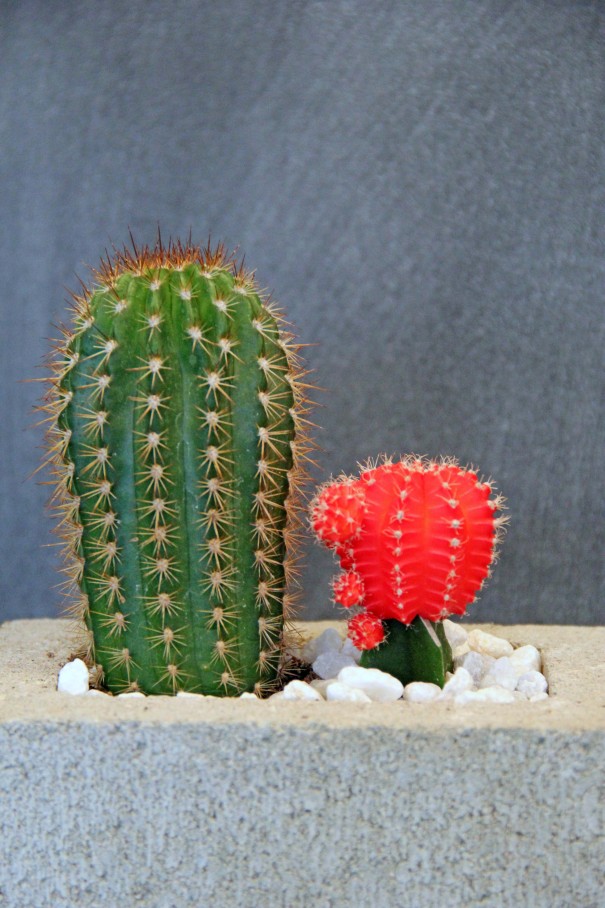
[0,620,603,908]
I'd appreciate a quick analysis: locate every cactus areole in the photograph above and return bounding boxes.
[311,456,507,686]
[41,238,312,696]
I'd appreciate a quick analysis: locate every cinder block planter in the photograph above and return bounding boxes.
[0,619,603,908]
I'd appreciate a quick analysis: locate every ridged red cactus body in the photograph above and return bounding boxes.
[311,456,505,646]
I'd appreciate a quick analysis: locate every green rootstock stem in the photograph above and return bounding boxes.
[360,618,453,687]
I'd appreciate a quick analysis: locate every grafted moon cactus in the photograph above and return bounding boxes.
[311,456,507,685]
[40,237,313,696]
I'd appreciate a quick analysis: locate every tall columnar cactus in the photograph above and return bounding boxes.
[40,238,312,696]
[310,456,507,686]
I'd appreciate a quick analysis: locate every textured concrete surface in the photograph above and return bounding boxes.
[3,1,605,625]
[0,619,603,907]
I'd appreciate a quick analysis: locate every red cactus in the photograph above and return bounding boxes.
[311,456,505,645]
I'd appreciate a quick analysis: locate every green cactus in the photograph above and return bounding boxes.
[41,238,311,696]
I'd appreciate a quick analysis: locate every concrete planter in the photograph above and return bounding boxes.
[0,618,603,908]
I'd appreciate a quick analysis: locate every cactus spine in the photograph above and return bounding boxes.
[311,456,507,686]
[41,238,311,695]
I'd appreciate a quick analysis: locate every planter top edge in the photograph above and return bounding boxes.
[0,618,603,733]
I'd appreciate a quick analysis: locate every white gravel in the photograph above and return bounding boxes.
[56,624,550,705]
[481,657,518,691]
[57,658,89,695]
[454,687,517,705]
[467,628,514,659]
[283,627,549,705]
[312,650,357,680]
[337,665,404,702]
[279,680,323,701]
[302,627,343,664]
[443,619,468,649]
[509,645,541,676]
[325,681,372,703]
[309,678,332,696]
[460,651,492,683]
[517,670,549,697]
[403,682,441,703]
[440,666,474,698]
[340,637,363,663]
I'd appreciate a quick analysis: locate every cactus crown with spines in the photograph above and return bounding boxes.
[40,237,312,696]
[311,455,507,639]
[310,455,507,686]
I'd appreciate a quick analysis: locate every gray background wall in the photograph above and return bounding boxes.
[1,0,603,624]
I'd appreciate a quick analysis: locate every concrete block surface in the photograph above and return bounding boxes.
[0,619,603,908]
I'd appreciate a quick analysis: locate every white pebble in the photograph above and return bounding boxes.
[117,691,146,699]
[239,692,259,700]
[529,691,549,702]
[439,667,474,699]
[280,680,323,701]
[479,674,498,689]
[443,619,468,649]
[452,643,471,666]
[337,665,404,702]
[484,657,517,691]
[509,644,541,677]
[455,687,516,705]
[403,682,442,703]
[468,629,514,659]
[516,671,548,698]
[176,691,206,699]
[313,651,356,680]
[57,659,90,695]
[303,628,342,663]
[461,651,493,683]
[325,681,372,703]
[86,688,110,697]
[340,637,363,664]
[309,678,331,697]
[314,626,343,652]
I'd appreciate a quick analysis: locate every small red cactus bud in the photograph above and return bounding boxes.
[333,570,364,608]
[347,612,385,650]
[310,480,366,548]
[335,543,355,570]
